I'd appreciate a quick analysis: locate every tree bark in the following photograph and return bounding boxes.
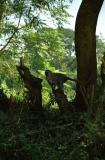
[75,0,104,111]
[17,65,43,114]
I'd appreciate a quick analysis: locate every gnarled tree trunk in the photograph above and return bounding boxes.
[75,0,104,111]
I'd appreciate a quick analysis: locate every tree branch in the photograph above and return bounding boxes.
[0,15,21,52]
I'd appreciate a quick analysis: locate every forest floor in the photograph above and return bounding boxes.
[0,106,105,160]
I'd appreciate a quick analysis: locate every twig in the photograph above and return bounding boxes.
[0,15,21,52]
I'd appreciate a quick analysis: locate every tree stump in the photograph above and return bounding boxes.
[16,65,43,114]
[53,88,70,112]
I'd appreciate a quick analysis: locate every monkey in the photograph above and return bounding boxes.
[45,70,77,90]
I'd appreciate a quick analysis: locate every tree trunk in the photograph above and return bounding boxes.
[75,0,104,111]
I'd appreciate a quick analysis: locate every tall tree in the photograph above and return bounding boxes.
[75,0,104,111]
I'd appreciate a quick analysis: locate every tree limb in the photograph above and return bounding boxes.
[0,15,21,52]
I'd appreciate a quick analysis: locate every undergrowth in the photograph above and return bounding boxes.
[0,106,105,160]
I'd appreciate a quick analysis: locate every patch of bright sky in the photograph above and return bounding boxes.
[44,0,105,39]
[68,0,105,39]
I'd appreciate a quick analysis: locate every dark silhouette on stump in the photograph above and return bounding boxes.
[16,64,43,114]
[45,70,75,112]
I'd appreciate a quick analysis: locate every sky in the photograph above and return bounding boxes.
[68,0,105,39]
[43,0,105,39]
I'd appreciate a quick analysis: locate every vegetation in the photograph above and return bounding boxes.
[0,0,105,159]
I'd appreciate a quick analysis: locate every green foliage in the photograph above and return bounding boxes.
[0,109,105,160]
[22,28,68,70]
[0,26,104,105]
[0,1,105,159]
[0,26,77,106]
[96,35,105,54]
